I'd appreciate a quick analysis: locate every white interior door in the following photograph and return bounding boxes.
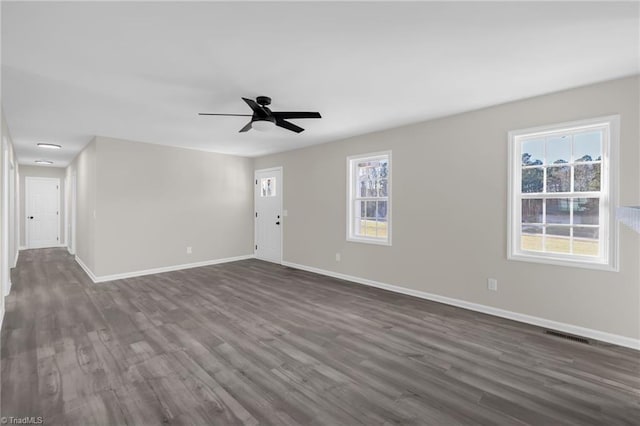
[26,177,60,249]
[255,168,282,263]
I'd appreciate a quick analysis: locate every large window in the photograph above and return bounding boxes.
[347,152,391,245]
[508,116,618,270]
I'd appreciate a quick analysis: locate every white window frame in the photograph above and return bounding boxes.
[347,151,392,246]
[508,115,619,271]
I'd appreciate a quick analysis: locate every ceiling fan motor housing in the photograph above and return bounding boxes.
[251,116,276,131]
[256,96,272,106]
[254,116,275,124]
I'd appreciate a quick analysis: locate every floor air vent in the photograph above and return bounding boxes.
[544,330,590,344]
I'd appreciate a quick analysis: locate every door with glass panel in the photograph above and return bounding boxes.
[255,168,282,263]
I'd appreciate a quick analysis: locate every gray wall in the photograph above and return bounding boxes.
[70,136,254,277]
[67,137,97,271]
[19,165,66,247]
[2,112,19,266]
[254,76,640,340]
[1,108,20,324]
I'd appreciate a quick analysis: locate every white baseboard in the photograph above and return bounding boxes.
[282,261,640,351]
[75,256,98,283]
[67,246,75,255]
[13,250,19,268]
[20,244,66,250]
[76,254,255,283]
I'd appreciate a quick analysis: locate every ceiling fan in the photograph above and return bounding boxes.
[199,96,321,133]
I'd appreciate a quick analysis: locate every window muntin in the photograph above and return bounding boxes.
[509,117,618,270]
[347,152,391,245]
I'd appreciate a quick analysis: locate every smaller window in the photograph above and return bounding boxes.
[347,152,391,245]
[261,177,276,197]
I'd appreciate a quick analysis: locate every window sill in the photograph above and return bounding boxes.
[347,236,392,246]
[508,252,617,272]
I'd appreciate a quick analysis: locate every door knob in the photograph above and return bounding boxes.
[28,216,34,219]
[275,221,280,225]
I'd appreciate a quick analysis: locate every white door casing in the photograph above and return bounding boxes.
[2,140,10,297]
[255,167,283,263]
[70,173,77,254]
[25,177,60,249]
[9,160,16,268]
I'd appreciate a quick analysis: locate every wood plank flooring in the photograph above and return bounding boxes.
[2,248,639,425]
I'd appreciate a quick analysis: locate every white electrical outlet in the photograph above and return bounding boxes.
[487,278,498,291]
[186,246,192,254]
[335,253,341,262]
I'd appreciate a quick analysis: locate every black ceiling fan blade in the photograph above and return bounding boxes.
[272,111,321,119]
[242,97,267,117]
[239,121,253,133]
[199,113,252,116]
[275,118,304,133]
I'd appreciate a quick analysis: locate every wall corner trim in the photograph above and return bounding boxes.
[281,261,640,351]
[76,254,255,283]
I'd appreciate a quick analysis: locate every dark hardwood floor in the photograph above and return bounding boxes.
[1,248,639,425]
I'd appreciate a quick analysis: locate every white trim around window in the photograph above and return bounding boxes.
[347,151,392,246]
[508,115,619,271]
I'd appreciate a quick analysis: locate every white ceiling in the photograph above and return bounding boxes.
[2,1,638,167]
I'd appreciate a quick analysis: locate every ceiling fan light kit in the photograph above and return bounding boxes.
[251,118,276,132]
[199,96,321,133]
